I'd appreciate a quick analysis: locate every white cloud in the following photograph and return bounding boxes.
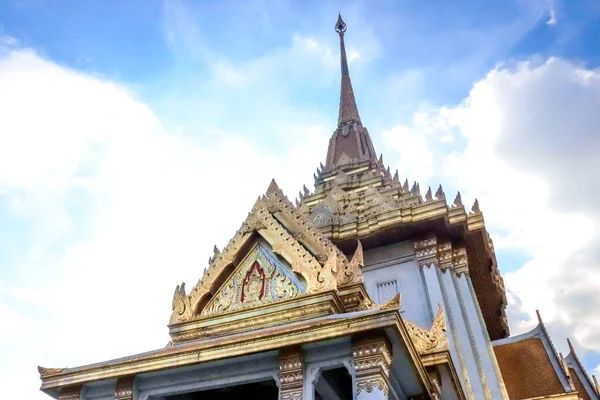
[384,57,600,361]
[0,47,328,399]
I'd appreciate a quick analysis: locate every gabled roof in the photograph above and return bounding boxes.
[492,311,576,399]
[565,338,600,400]
[167,179,376,344]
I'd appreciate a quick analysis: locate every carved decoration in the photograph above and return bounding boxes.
[278,347,304,400]
[452,247,469,276]
[201,245,303,317]
[414,237,438,268]
[352,333,392,397]
[435,184,445,201]
[170,283,192,325]
[177,183,351,324]
[114,375,134,400]
[405,305,448,354]
[38,366,65,377]
[453,191,463,208]
[425,186,433,202]
[471,198,480,214]
[58,385,82,400]
[337,240,364,287]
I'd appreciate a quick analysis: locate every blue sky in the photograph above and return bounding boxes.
[1,0,600,398]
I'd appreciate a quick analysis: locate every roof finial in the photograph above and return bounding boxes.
[336,14,361,127]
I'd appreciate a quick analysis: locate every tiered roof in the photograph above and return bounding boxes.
[299,14,508,340]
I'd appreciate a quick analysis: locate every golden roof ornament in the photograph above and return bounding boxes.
[405,305,449,354]
[435,184,445,201]
[453,191,463,207]
[425,186,433,202]
[471,198,481,214]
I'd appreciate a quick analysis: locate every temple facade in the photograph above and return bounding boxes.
[38,15,600,400]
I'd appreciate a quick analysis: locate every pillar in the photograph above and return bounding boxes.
[278,346,304,400]
[115,375,135,400]
[352,332,392,399]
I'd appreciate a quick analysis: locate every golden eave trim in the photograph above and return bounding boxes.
[41,309,420,391]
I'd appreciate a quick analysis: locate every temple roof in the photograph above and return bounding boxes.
[492,311,580,400]
[38,307,430,397]
[565,338,600,400]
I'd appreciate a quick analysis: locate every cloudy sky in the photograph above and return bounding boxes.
[1,0,599,397]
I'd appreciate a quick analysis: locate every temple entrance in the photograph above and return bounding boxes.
[164,379,278,400]
[314,366,353,400]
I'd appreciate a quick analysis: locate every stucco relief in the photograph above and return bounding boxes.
[201,244,305,317]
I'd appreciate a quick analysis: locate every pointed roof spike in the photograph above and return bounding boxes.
[303,184,310,196]
[320,162,325,170]
[471,198,481,213]
[403,178,409,192]
[435,184,445,200]
[386,166,391,176]
[266,178,280,197]
[378,153,383,165]
[335,14,361,127]
[453,191,463,207]
[313,173,318,181]
[567,337,575,353]
[566,337,598,394]
[325,15,378,170]
[425,186,433,201]
[393,170,399,182]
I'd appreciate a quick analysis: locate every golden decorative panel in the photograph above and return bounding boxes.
[201,244,304,317]
[405,305,448,354]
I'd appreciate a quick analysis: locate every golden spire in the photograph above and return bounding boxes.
[323,15,378,171]
[336,14,361,127]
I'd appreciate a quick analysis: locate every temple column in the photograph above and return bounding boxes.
[352,332,392,400]
[114,375,135,400]
[278,346,304,400]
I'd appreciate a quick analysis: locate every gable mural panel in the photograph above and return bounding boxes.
[202,243,306,317]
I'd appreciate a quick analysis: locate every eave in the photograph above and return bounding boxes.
[40,308,433,397]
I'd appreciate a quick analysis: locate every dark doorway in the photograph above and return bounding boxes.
[315,367,353,400]
[164,379,278,400]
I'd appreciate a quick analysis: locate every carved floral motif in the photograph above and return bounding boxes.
[201,245,303,317]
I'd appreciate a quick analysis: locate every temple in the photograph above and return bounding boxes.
[38,15,600,400]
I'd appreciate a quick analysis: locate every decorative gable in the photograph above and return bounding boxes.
[201,243,305,317]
